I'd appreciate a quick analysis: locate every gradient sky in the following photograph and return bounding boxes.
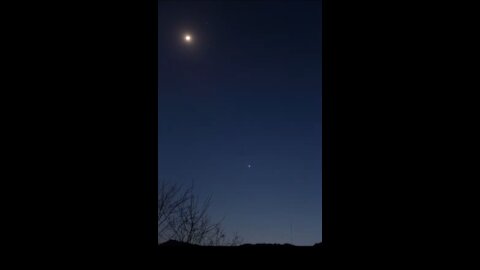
[158,0,322,246]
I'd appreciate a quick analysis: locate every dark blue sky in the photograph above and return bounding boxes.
[158,0,322,245]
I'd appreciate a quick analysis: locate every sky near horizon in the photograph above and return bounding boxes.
[158,0,322,246]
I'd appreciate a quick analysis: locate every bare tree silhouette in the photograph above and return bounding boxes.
[158,181,243,246]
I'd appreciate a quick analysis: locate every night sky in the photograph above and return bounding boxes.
[158,0,322,246]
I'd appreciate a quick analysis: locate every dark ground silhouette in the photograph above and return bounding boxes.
[158,239,325,262]
[159,239,323,248]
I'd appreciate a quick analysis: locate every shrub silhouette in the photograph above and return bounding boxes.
[158,181,242,246]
